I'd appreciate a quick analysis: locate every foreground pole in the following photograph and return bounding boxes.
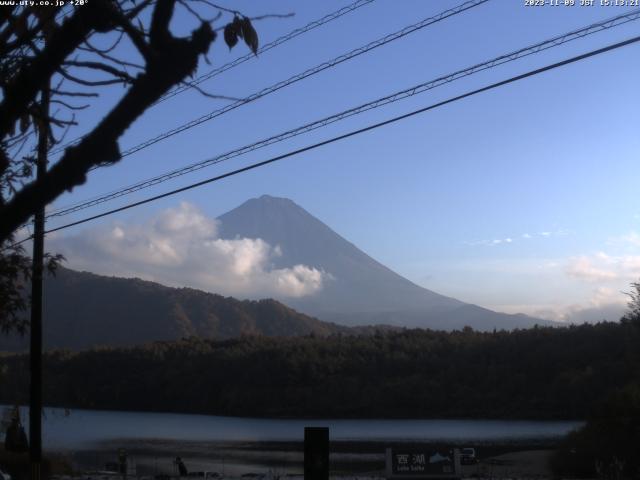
[30,83,49,480]
[304,427,329,480]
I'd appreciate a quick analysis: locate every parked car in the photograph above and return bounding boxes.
[460,447,477,465]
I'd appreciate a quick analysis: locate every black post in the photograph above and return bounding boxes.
[304,427,329,480]
[30,83,49,480]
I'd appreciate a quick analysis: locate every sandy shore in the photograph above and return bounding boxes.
[464,449,553,478]
[59,439,557,478]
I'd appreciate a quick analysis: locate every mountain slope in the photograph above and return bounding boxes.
[217,195,551,330]
[0,267,344,351]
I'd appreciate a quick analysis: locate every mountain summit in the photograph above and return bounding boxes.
[218,195,549,330]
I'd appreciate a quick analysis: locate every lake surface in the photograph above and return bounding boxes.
[6,406,583,451]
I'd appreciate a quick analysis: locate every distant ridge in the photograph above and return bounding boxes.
[218,195,553,330]
[0,267,345,352]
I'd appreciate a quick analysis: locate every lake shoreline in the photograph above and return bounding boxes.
[4,403,580,477]
[7,402,586,422]
[61,440,559,477]
[92,438,562,454]
[4,405,582,451]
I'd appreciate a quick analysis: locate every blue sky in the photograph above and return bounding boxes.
[43,0,640,322]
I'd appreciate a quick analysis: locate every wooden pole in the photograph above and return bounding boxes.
[30,82,49,480]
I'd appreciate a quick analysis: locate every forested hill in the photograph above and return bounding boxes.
[1,320,639,419]
[0,267,346,352]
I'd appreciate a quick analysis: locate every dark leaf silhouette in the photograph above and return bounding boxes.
[224,22,239,49]
[233,16,244,38]
[241,17,259,55]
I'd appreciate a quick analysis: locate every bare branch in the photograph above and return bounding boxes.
[191,0,241,16]
[0,16,217,241]
[57,68,129,87]
[0,0,116,139]
[7,135,31,161]
[62,60,136,83]
[51,100,90,111]
[111,12,153,63]
[80,39,145,70]
[51,117,75,146]
[189,1,293,24]
[81,30,125,55]
[124,0,156,20]
[51,89,99,98]
[249,13,295,21]
[178,80,240,101]
[5,132,32,155]
[49,117,78,128]
[0,9,32,55]
[178,0,222,24]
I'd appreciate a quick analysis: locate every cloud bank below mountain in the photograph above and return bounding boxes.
[50,202,327,299]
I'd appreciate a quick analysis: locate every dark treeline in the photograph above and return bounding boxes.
[551,382,640,478]
[1,321,639,419]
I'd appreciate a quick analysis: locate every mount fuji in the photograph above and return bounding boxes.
[217,195,551,330]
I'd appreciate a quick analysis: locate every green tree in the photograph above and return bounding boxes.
[551,383,640,479]
[623,280,640,325]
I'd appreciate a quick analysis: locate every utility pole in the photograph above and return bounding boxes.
[30,81,49,480]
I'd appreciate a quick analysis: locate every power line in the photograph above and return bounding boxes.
[120,0,489,158]
[45,7,640,220]
[7,33,639,251]
[157,0,377,105]
[48,0,377,156]
[49,0,490,160]
[36,34,640,240]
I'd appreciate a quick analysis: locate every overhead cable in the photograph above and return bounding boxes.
[49,0,377,155]
[46,7,640,220]
[35,34,640,241]
[49,0,490,159]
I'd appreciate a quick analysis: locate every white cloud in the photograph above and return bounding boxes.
[588,286,624,308]
[614,231,640,247]
[558,287,627,324]
[49,202,328,299]
[465,229,569,247]
[489,287,627,323]
[565,252,640,283]
[440,251,631,323]
[566,256,618,282]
